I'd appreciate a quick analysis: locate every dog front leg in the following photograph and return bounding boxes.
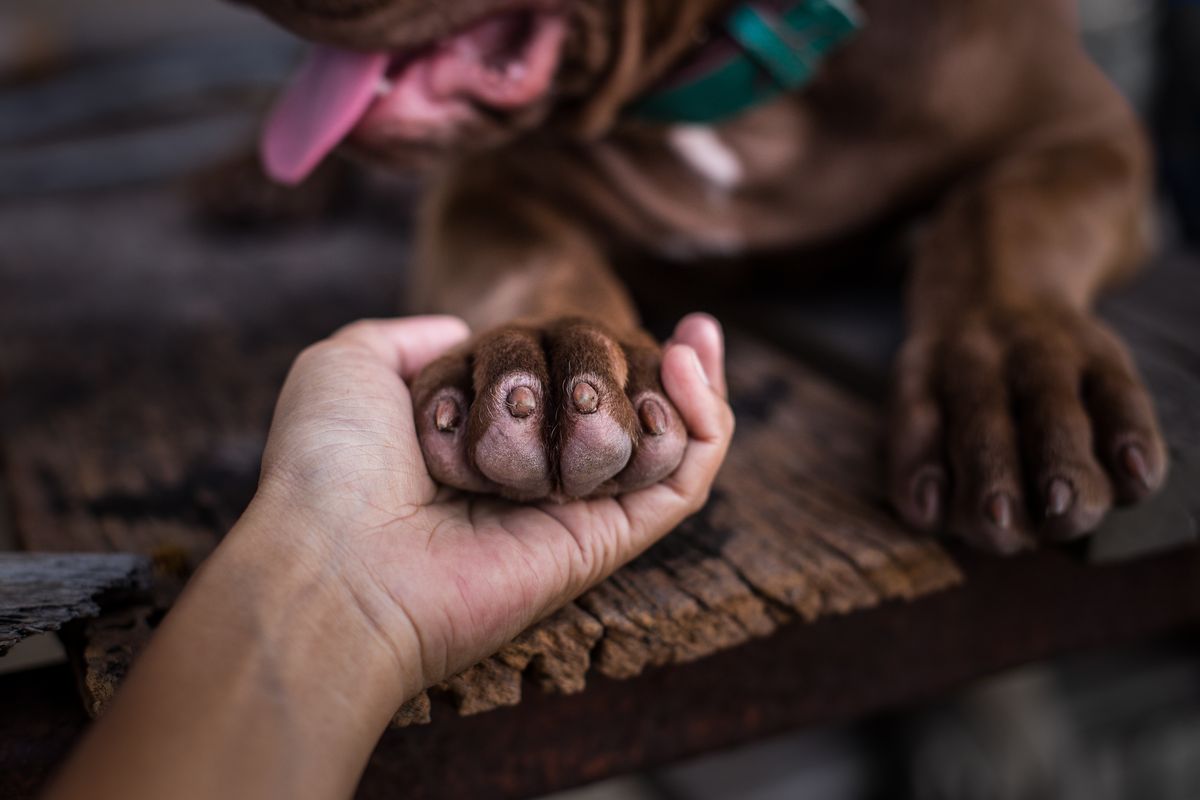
[407,166,690,501]
[889,120,1167,553]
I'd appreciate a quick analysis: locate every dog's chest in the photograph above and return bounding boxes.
[576,92,945,260]
[567,0,997,261]
[581,103,812,258]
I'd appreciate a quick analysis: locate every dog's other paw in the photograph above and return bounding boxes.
[411,317,687,501]
[888,305,1167,554]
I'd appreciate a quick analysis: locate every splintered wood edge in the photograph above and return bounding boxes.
[0,553,152,656]
[397,544,960,727]
[70,605,159,718]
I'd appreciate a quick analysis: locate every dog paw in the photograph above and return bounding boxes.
[888,305,1167,554]
[411,317,687,501]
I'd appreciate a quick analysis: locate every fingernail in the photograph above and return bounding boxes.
[435,398,460,432]
[985,492,1013,530]
[572,381,599,414]
[506,386,537,418]
[1045,478,1073,517]
[688,348,710,386]
[639,399,667,435]
[915,475,942,527]
[1119,444,1153,491]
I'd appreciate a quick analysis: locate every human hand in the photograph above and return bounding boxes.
[246,312,733,697]
[47,313,731,800]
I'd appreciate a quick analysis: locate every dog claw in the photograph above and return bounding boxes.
[435,398,460,432]
[916,475,943,527]
[506,386,537,418]
[1119,444,1152,490]
[572,381,599,414]
[985,492,1013,530]
[1045,478,1073,517]
[638,399,667,436]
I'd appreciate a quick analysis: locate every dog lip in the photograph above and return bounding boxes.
[261,2,567,183]
[388,9,564,106]
[354,8,566,141]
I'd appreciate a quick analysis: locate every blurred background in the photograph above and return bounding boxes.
[1,0,1198,798]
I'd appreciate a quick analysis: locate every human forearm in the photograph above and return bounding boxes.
[47,500,415,800]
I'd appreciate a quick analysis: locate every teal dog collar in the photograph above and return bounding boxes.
[630,0,864,124]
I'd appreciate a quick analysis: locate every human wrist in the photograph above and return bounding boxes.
[207,496,425,723]
[48,497,424,800]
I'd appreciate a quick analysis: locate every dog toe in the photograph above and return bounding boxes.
[413,354,494,494]
[465,326,554,499]
[1082,335,1168,503]
[471,371,553,499]
[937,325,1035,553]
[618,393,685,490]
[888,336,949,532]
[545,320,639,498]
[616,342,686,492]
[557,374,635,497]
[1009,336,1112,540]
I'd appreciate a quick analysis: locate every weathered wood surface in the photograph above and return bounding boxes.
[0,553,151,655]
[4,543,1200,800]
[0,184,961,723]
[356,545,1200,800]
[65,603,160,718]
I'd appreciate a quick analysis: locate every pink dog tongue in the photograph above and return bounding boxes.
[261,46,388,185]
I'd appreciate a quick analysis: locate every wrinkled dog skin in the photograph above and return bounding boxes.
[242,0,1167,553]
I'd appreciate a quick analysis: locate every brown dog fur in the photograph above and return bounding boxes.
[240,0,1167,553]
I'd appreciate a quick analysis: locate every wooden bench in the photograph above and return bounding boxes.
[1,180,1198,798]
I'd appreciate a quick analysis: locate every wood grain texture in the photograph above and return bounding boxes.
[65,604,159,718]
[0,553,150,655]
[0,185,960,723]
[6,543,1200,800]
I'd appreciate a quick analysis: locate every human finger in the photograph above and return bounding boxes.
[333,316,471,381]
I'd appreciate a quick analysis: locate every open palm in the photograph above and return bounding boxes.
[252,314,732,689]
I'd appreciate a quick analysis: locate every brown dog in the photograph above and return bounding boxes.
[240,0,1167,554]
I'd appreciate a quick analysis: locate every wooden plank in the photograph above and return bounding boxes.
[354,545,1200,800]
[0,185,961,724]
[0,553,150,655]
[2,543,1198,800]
